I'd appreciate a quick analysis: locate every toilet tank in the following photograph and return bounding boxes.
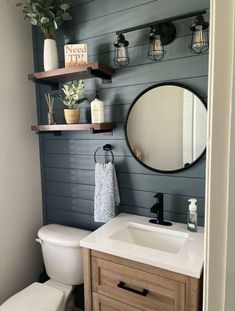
[37,224,91,286]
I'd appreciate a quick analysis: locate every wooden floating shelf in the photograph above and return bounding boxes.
[28,62,115,88]
[31,123,115,134]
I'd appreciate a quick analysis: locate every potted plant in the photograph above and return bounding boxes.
[17,0,72,71]
[57,80,87,124]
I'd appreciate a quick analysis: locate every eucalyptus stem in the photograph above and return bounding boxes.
[16,0,72,39]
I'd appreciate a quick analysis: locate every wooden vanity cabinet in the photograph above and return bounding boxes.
[83,249,202,311]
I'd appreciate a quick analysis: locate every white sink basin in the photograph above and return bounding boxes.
[80,213,204,278]
[110,222,188,254]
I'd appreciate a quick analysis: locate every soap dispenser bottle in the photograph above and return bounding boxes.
[91,92,104,124]
[187,199,198,232]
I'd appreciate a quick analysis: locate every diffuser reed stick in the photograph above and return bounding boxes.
[45,94,56,125]
[44,94,54,113]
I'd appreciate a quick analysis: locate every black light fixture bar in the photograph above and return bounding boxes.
[116,10,207,35]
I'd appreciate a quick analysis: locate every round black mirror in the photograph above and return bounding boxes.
[125,83,207,173]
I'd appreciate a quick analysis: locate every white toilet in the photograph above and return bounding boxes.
[1,224,91,311]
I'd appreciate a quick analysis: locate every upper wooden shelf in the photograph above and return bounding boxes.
[28,62,115,88]
[31,123,115,134]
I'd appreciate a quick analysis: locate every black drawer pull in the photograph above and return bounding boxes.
[117,281,148,297]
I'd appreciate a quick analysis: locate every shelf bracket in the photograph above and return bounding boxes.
[90,128,113,135]
[87,67,112,84]
[33,78,59,90]
[35,130,62,136]
[51,84,60,91]
[53,131,62,136]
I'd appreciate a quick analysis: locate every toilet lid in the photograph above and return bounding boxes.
[1,283,64,311]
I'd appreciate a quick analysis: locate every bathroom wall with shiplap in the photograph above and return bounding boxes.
[33,0,209,230]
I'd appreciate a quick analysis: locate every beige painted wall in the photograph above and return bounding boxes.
[0,0,43,304]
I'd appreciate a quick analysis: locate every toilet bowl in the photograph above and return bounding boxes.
[0,224,91,311]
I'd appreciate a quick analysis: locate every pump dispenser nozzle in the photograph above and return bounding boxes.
[188,199,197,213]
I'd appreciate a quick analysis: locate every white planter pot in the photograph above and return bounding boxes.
[43,39,59,71]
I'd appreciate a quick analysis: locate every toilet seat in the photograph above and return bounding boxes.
[0,282,64,311]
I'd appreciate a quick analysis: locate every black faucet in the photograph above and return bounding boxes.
[149,193,172,226]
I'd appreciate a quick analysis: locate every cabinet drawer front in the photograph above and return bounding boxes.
[92,257,185,311]
[92,292,143,311]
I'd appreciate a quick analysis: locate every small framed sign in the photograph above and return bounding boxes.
[64,44,88,67]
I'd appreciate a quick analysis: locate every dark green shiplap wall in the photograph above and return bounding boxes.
[33,0,209,230]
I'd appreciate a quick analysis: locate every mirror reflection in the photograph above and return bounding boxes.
[125,84,207,173]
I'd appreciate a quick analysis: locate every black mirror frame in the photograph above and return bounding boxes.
[124,82,207,174]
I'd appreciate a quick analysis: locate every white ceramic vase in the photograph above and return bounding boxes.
[43,39,59,71]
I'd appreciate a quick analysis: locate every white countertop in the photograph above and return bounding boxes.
[80,213,204,278]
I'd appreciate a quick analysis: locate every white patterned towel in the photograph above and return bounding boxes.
[94,162,120,223]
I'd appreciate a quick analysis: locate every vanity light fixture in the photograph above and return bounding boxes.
[148,25,165,61]
[113,10,209,67]
[190,14,209,54]
[113,34,130,67]
[148,23,176,62]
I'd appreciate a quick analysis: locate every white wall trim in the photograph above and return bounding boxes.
[224,6,235,308]
[204,0,235,310]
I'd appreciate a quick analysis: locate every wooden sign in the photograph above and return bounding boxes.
[64,44,88,67]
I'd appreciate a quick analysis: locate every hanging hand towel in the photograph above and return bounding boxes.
[94,162,120,223]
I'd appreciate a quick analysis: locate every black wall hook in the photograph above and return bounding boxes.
[94,144,114,163]
[103,144,112,151]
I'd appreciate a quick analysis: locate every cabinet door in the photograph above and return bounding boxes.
[92,256,185,311]
[92,292,143,311]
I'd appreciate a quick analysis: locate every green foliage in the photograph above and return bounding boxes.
[57,80,87,109]
[16,0,72,39]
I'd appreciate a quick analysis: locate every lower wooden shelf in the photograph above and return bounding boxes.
[31,123,114,134]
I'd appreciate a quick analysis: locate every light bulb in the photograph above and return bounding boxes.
[192,26,205,49]
[113,34,130,67]
[117,46,127,62]
[153,35,164,56]
[190,15,209,54]
[148,34,165,61]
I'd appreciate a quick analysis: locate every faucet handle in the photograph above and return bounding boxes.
[151,193,163,213]
[153,193,163,201]
[150,203,158,213]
